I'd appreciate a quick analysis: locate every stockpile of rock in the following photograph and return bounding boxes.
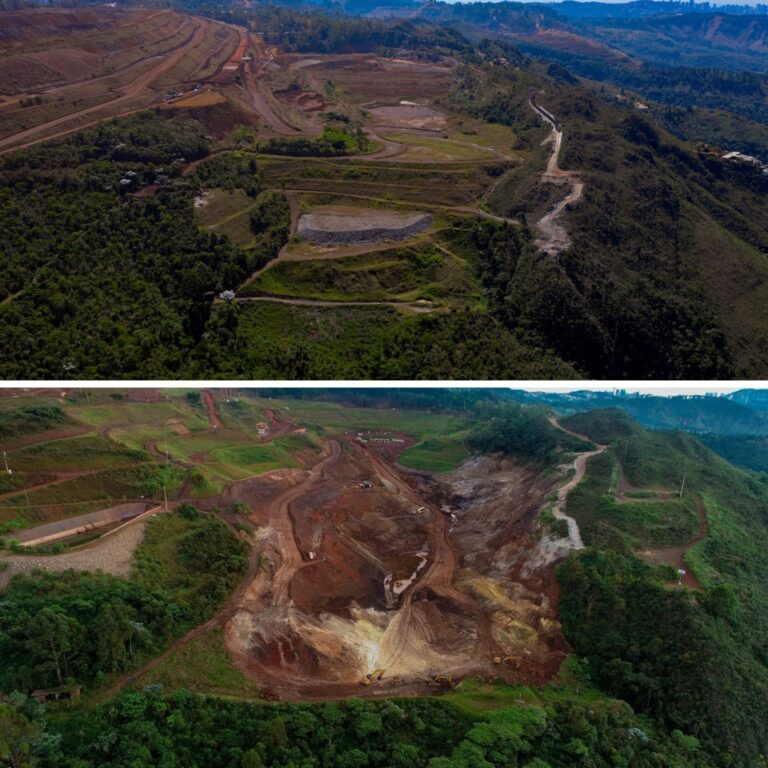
[298,209,432,246]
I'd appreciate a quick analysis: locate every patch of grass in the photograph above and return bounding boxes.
[623,489,659,499]
[567,450,700,549]
[8,435,145,472]
[264,398,470,442]
[399,437,468,473]
[137,628,261,698]
[132,512,249,626]
[243,243,482,306]
[210,433,320,476]
[381,133,492,162]
[195,188,260,249]
[0,464,185,528]
[445,667,605,716]
[0,404,71,440]
[67,401,207,431]
[257,156,501,207]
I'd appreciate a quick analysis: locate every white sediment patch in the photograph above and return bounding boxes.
[392,548,429,595]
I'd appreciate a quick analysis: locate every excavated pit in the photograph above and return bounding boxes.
[224,442,573,699]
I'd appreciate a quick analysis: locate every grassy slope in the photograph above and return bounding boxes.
[242,243,483,307]
[563,409,768,635]
[136,628,261,698]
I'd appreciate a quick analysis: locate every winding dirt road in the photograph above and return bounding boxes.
[548,416,606,550]
[530,97,584,256]
[268,440,341,604]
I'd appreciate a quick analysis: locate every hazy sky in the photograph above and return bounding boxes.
[485,0,766,6]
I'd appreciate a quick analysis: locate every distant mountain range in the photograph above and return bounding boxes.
[508,389,768,434]
[507,389,768,472]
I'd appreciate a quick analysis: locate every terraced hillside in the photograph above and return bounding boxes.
[2,7,768,378]
[0,8,242,151]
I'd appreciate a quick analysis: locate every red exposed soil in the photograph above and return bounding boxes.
[202,390,222,430]
[215,438,570,700]
[105,421,584,702]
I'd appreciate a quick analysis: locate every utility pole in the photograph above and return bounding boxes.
[679,472,686,498]
[3,451,10,475]
[163,482,168,513]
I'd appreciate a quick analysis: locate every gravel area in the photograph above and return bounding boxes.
[0,519,147,589]
[298,209,431,245]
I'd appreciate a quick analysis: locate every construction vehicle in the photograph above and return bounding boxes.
[361,669,385,686]
[433,675,454,687]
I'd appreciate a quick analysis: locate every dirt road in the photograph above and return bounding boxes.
[202,390,222,429]
[268,440,341,603]
[638,495,708,590]
[244,56,300,135]
[548,416,606,550]
[530,97,584,256]
[230,295,436,314]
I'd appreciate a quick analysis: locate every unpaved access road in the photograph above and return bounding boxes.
[548,416,607,550]
[266,439,341,604]
[202,390,222,429]
[530,97,584,256]
[230,295,437,314]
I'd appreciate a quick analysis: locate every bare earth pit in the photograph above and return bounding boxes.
[222,439,571,701]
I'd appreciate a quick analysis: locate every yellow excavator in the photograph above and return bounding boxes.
[493,656,517,665]
[361,669,385,686]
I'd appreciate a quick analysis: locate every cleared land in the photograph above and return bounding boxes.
[0,9,241,152]
[0,391,599,702]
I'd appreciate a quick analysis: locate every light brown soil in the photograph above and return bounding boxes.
[0,516,148,589]
[0,10,239,153]
[530,98,584,256]
[367,104,447,130]
[213,437,571,700]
